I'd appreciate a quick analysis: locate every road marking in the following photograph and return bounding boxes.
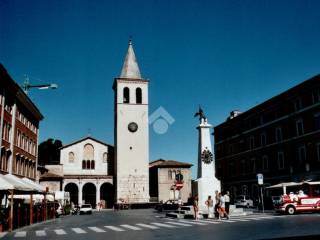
[54,229,67,235]
[36,230,46,236]
[0,232,7,238]
[136,223,159,229]
[71,228,87,234]
[178,220,208,225]
[165,221,192,227]
[14,231,26,237]
[151,222,176,228]
[120,224,142,230]
[105,226,126,232]
[88,227,106,233]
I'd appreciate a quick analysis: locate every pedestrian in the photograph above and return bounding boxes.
[214,190,220,219]
[205,196,214,218]
[193,195,199,220]
[218,192,229,220]
[224,191,230,214]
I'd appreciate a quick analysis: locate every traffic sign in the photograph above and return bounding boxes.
[257,173,263,185]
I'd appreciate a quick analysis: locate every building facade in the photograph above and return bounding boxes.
[113,41,150,203]
[40,137,115,208]
[214,74,320,200]
[0,64,43,180]
[149,159,193,203]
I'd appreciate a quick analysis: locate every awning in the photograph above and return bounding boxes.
[22,177,46,192]
[0,174,43,192]
[267,182,302,189]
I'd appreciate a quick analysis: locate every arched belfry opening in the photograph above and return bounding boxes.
[123,87,130,103]
[136,87,142,104]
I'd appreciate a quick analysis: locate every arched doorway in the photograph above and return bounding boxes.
[100,183,114,208]
[82,182,96,207]
[64,183,78,205]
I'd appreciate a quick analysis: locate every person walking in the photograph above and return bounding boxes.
[193,195,199,220]
[205,196,214,218]
[218,192,229,220]
[214,190,220,219]
[225,191,230,214]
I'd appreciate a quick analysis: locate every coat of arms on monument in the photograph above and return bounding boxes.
[201,148,213,164]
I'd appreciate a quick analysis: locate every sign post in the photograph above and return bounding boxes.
[257,173,264,213]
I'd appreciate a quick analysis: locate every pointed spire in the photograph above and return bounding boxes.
[120,40,142,79]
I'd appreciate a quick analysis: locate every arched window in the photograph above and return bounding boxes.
[82,160,86,169]
[83,144,94,160]
[68,152,75,162]
[123,87,130,103]
[91,160,95,169]
[86,160,91,169]
[136,88,142,104]
[103,152,108,163]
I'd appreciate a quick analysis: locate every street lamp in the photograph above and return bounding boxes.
[22,74,58,95]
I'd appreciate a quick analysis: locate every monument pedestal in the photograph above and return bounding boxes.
[195,177,220,211]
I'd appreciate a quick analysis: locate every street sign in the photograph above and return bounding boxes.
[257,173,263,185]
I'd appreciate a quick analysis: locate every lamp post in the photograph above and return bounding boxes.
[22,74,58,95]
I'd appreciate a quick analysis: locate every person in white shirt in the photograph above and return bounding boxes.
[224,191,230,214]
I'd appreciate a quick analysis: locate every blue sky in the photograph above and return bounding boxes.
[1,0,320,178]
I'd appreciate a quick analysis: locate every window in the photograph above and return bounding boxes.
[317,143,320,162]
[86,160,90,169]
[312,88,320,103]
[228,162,235,177]
[294,98,302,111]
[82,160,86,169]
[314,113,320,130]
[250,158,256,173]
[296,119,304,136]
[171,170,176,180]
[262,155,269,171]
[91,160,95,169]
[136,87,142,104]
[228,144,234,154]
[103,152,108,163]
[168,170,172,180]
[249,136,254,149]
[298,145,306,163]
[68,152,75,162]
[123,87,130,103]
[83,144,94,159]
[260,133,266,146]
[240,159,246,175]
[275,127,282,142]
[278,151,285,169]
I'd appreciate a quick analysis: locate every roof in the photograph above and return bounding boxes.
[214,74,320,130]
[120,40,142,79]
[40,172,63,179]
[60,136,113,150]
[0,64,44,121]
[149,159,193,168]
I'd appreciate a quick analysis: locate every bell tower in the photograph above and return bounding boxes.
[113,40,150,203]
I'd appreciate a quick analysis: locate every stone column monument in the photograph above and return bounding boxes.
[194,107,221,212]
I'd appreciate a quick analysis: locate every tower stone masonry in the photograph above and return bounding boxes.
[113,41,150,203]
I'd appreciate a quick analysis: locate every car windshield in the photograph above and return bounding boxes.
[81,205,91,208]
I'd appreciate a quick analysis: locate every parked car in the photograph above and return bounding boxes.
[155,200,180,212]
[54,202,64,217]
[79,204,93,215]
[235,195,254,208]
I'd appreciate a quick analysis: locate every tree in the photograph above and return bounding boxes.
[38,138,63,165]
